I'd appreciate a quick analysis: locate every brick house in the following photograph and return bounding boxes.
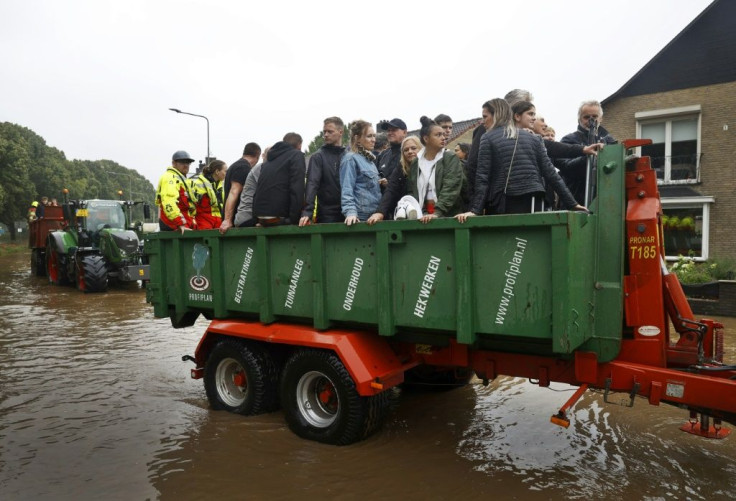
[408,117,480,146]
[601,0,736,263]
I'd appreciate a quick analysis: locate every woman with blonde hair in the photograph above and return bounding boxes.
[370,135,421,220]
[399,135,421,175]
[368,116,464,224]
[339,120,381,226]
[456,99,585,222]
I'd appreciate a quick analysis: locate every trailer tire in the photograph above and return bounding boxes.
[76,255,108,293]
[204,339,279,415]
[46,243,69,286]
[280,349,390,445]
[31,249,46,276]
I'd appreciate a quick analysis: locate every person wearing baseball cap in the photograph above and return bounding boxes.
[155,150,197,232]
[375,118,407,197]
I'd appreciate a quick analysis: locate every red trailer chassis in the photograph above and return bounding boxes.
[187,141,736,439]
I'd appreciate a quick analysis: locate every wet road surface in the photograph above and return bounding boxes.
[1,250,735,500]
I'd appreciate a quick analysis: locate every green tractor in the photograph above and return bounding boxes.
[45,194,152,292]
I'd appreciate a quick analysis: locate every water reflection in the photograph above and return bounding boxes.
[461,378,736,499]
[0,252,207,500]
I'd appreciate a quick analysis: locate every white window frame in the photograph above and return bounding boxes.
[661,195,714,261]
[635,105,701,185]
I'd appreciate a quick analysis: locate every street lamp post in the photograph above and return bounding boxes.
[169,108,210,165]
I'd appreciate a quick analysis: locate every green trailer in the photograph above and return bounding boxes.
[146,142,736,445]
[147,145,625,362]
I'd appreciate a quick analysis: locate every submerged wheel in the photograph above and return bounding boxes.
[280,349,390,445]
[204,339,279,415]
[31,249,46,276]
[46,243,69,286]
[76,255,108,293]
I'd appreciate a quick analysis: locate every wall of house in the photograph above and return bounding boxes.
[688,281,736,317]
[603,81,736,263]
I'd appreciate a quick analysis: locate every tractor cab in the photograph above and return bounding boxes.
[63,199,130,249]
[79,201,141,261]
[85,200,127,232]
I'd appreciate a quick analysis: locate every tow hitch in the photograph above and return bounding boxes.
[182,354,204,379]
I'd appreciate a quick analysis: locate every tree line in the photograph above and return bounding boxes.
[0,122,155,240]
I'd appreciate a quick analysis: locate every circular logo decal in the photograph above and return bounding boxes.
[638,325,661,337]
[189,275,210,291]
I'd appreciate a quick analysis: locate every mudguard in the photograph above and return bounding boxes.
[47,231,76,255]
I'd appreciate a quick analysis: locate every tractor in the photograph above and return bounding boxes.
[43,191,152,292]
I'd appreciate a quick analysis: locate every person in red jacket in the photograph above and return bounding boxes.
[192,160,226,229]
[156,150,196,232]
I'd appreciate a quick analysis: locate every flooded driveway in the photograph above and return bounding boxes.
[1,251,735,500]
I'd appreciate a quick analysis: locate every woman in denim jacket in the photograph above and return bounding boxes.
[340,120,381,226]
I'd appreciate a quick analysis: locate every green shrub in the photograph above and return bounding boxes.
[709,257,736,280]
[669,255,736,284]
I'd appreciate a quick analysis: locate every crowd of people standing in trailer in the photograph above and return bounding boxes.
[155,89,616,233]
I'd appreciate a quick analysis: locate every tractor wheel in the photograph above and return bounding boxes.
[76,255,108,293]
[280,349,390,445]
[46,243,69,286]
[204,339,280,415]
[31,249,46,276]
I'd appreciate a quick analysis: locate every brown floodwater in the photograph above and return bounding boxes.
[1,250,735,500]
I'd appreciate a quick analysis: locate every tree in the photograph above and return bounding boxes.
[0,121,157,235]
[10,123,71,201]
[0,124,35,241]
[76,159,154,204]
[305,133,324,156]
[0,183,7,215]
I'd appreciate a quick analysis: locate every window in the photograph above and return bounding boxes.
[636,105,701,184]
[86,200,126,231]
[661,196,714,261]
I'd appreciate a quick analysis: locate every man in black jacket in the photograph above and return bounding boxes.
[554,100,616,205]
[252,133,306,225]
[299,117,346,226]
[466,101,496,205]
[376,118,407,186]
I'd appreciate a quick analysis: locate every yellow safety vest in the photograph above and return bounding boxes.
[155,167,196,229]
[191,174,223,218]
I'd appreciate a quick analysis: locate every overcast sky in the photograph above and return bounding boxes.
[1,0,713,187]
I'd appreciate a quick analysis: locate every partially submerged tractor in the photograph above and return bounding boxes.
[41,191,152,292]
[146,141,736,445]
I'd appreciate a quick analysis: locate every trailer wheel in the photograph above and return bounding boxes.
[76,255,108,293]
[31,249,46,276]
[204,339,279,415]
[46,243,69,285]
[280,349,390,445]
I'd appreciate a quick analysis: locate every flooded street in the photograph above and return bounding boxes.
[1,250,735,500]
